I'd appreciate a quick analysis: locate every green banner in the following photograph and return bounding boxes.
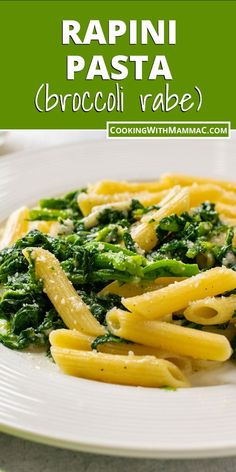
[0,0,235,129]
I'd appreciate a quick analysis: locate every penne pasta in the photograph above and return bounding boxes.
[49,328,192,373]
[32,221,53,233]
[162,173,236,193]
[82,182,236,217]
[51,347,190,388]
[188,184,236,208]
[216,202,236,219]
[78,190,168,216]
[50,329,95,351]
[30,220,60,236]
[98,277,186,298]
[131,187,190,252]
[82,188,177,229]
[0,206,29,249]
[184,295,236,325]
[122,267,236,320]
[23,247,105,336]
[106,308,232,362]
[189,184,223,208]
[89,179,171,195]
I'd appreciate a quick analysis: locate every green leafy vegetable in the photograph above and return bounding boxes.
[91,333,132,350]
[143,259,199,278]
[29,209,72,221]
[1,194,236,356]
[123,231,137,253]
[153,202,229,268]
[40,190,81,211]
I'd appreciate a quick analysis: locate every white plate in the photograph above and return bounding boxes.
[1,137,236,458]
[0,130,8,147]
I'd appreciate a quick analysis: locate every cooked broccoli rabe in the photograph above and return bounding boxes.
[153,203,235,268]
[91,333,132,350]
[40,190,83,213]
[1,195,236,353]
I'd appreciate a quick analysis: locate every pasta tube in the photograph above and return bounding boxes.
[189,184,222,207]
[162,173,236,193]
[184,295,236,325]
[0,206,29,249]
[188,184,236,207]
[122,267,236,319]
[78,190,167,216]
[49,328,192,373]
[32,221,52,233]
[106,308,232,361]
[216,202,236,218]
[51,347,190,388]
[23,248,105,336]
[89,179,170,195]
[30,220,60,236]
[131,187,190,252]
[98,277,186,298]
[84,185,177,230]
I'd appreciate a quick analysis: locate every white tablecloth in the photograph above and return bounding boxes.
[1,130,236,472]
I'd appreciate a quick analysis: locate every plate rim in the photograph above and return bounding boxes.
[2,422,236,459]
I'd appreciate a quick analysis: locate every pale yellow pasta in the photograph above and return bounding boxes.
[184,295,236,325]
[83,186,180,229]
[106,308,232,361]
[23,248,105,336]
[30,220,60,236]
[32,221,52,233]
[131,187,190,252]
[78,190,167,216]
[51,347,190,388]
[78,192,123,216]
[189,184,223,207]
[188,184,236,208]
[221,215,236,226]
[162,173,236,193]
[140,185,181,220]
[99,277,186,298]
[218,190,236,206]
[49,328,192,373]
[46,221,61,237]
[216,202,236,218]
[162,354,192,374]
[89,179,171,195]
[122,267,236,320]
[50,327,145,356]
[0,206,29,249]
[82,188,176,228]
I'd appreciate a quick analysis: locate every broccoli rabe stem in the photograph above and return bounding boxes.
[94,253,144,277]
[143,259,199,279]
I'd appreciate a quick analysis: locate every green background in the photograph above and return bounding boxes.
[0,0,235,129]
